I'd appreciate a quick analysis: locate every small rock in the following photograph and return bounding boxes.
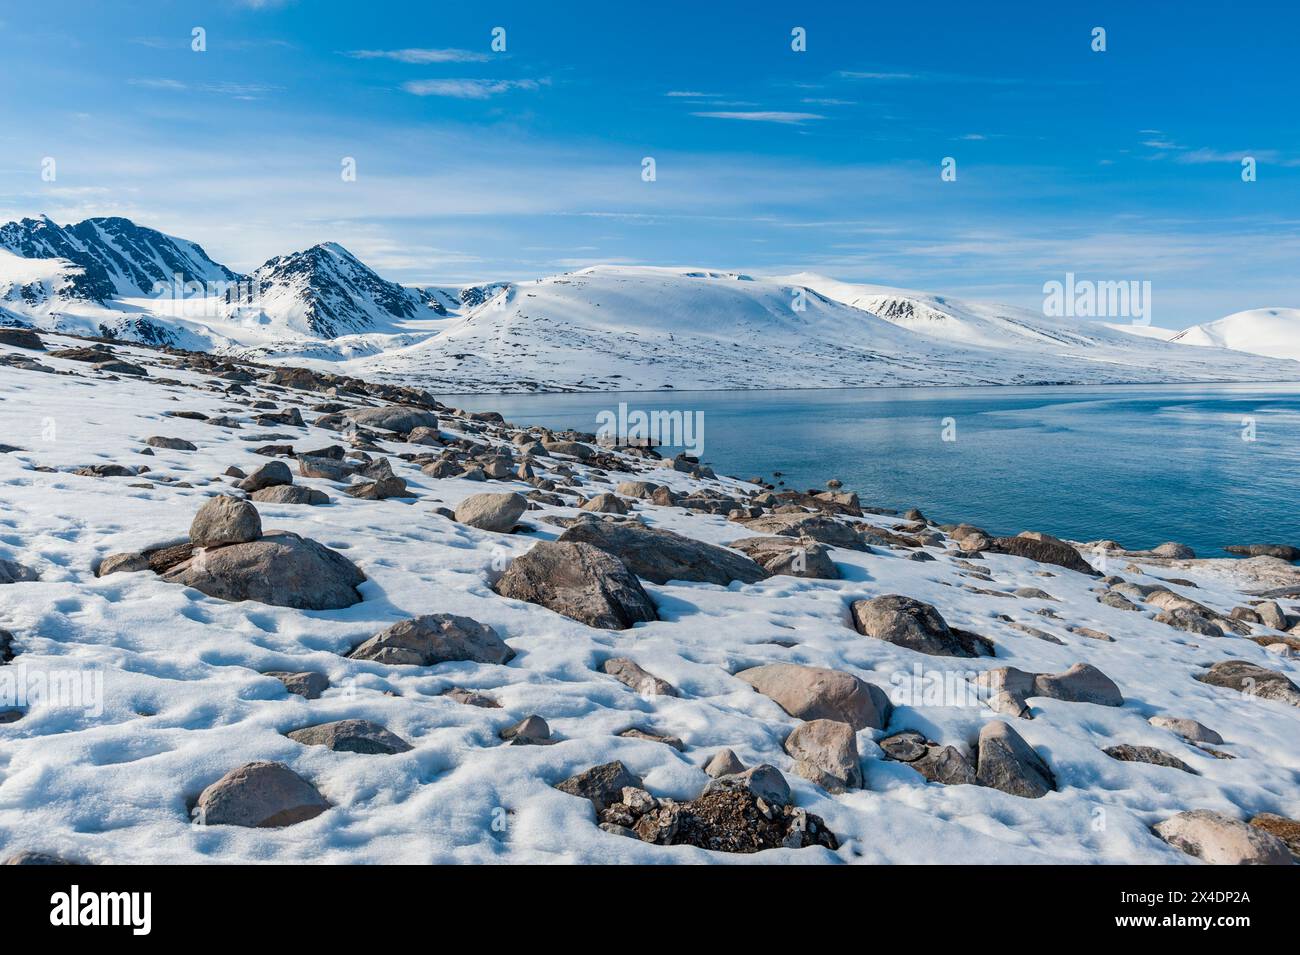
[704,749,746,778]
[500,715,551,745]
[237,460,293,492]
[251,484,329,506]
[455,492,527,533]
[975,720,1055,798]
[288,719,413,754]
[443,687,500,708]
[265,671,329,699]
[1103,744,1197,774]
[189,495,262,547]
[146,436,197,451]
[785,719,862,790]
[194,761,329,828]
[349,614,514,666]
[1148,715,1223,745]
[95,551,150,577]
[602,657,676,696]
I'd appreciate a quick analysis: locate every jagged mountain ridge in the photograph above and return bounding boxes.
[0,215,239,301]
[228,242,446,339]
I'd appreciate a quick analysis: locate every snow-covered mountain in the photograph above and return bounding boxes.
[349,266,1300,392]
[0,215,1296,392]
[0,215,238,301]
[1170,308,1300,363]
[228,242,446,339]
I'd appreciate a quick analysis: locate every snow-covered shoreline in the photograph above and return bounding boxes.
[2,330,1298,864]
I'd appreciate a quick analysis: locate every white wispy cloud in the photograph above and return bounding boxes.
[127,78,280,99]
[837,71,919,81]
[402,78,548,99]
[691,111,825,125]
[345,48,491,64]
[664,90,722,98]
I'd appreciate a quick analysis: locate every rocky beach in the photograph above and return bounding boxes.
[2,329,1299,863]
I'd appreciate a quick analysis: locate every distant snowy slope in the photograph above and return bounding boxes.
[1170,308,1300,362]
[348,265,1300,392]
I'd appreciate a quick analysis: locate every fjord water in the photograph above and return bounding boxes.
[448,383,1300,558]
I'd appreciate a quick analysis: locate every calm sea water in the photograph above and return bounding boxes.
[446,384,1300,558]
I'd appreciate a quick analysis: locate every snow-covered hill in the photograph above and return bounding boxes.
[1170,308,1300,363]
[1,215,1296,392]
[350,266,1300,392]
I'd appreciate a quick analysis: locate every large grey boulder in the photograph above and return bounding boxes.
[1154,810,1293,865]
[1033,663,1124,706]
[195,761,329,828]
[975,662,1123,715]
[298,455,356,481]
[735,513,867,551]
[349,613,513,666]
[851,594,994,657]
[347,405,440,434]
[287,719,412,755]
[493,541,657,630]
[736,663,890,731]
[616,481,665,499]
[1196,660,1300,707]
[251,484,329,506]
[162,531,364,609]
[975,721,1055,798]
[542,440,593,460]
[237,460,293,493]
[727,536,840,579]
[455,492,527,533]
[558,520,768,585]
[986,535,1097,575]
[189,495,262,548]
[581,493,628,515]
[785,719,863,791]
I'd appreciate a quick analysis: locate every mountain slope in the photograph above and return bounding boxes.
[348,265,1300,392]
[1170,308,1300,362]
[225,242,445,339]
[0,215,239,301]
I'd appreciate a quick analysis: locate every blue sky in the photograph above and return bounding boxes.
[1,0,1297,325]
